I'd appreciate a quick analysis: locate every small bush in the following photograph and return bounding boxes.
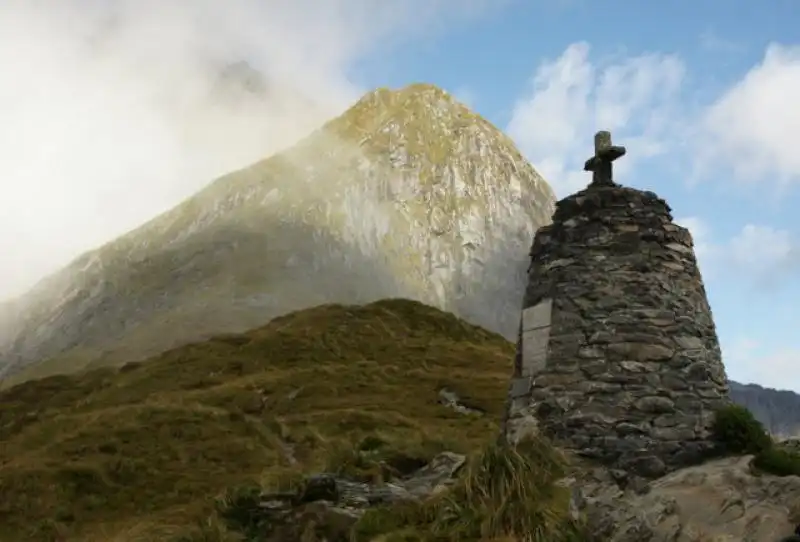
[712,404,800,478]
[711,404,772,455]
[753,447,800,477]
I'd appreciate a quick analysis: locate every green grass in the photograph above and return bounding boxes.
[0,299,516,541]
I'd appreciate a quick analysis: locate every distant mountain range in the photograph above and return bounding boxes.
[0,83,555,386]
[729,380,800,437]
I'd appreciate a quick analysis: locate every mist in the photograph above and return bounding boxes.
[0,0,494,301]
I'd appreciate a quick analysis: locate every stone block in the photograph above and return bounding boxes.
[509,376,532,398]
[522,326,550,375]
[522,298,552,331]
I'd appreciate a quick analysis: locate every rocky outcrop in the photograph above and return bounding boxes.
[504,183,730,478]
[730,381,800,438]
[225,452,465,541]
[571,455,800,542]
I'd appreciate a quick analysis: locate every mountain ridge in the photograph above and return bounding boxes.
[728,380,800,438]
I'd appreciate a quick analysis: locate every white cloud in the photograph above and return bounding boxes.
[697,44,800,185]
[674,217,796,280]
[506,42,685,196]
[698,30,744,55]
[0,0,494,300]
[724,338,800,392]
[728,224,793,273]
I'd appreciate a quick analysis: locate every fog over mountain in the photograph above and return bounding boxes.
[0,0,495,300]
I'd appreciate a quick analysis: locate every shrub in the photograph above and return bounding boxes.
[712,404,800,478]
[711,404,772,455]
[753,447,800,477]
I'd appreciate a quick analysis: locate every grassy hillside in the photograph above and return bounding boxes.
[0,299,516,541]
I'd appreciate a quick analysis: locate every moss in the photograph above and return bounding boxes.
[0,299,513,541]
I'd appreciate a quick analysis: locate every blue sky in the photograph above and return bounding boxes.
[1,1,798,390]
[347,0,800,390]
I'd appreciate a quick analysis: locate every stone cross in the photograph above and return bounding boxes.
[583,130,626,186]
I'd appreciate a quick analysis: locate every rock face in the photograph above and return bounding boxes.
[0,84,555,383]
[573,455,800,542]
[729,380,800,438]
[503,182,730,478]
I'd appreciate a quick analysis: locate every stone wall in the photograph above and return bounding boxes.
[503,184,730,478]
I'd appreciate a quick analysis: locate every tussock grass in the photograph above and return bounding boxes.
[0,299,513,541]
[351,437,584,542]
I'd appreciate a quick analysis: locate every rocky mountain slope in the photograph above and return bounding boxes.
[0,83,555,384]
[729,380,800,437]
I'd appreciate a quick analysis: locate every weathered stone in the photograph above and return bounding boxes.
[673,335,705,351]
[660,374,688,390]
[521,298,552,331]
[502,143,730,478]
[620,455,666,478]
[543,258,576,271]
[582,381,623,394]
[521,326,550,376]
[252,451,467,540]
[575,456,800,541]
[578,346,604,359]
[649,425,696,441]
[606,342,674,361]
[619,360,647,372]
[635,396,676,414]
[615,422,650,435]
[508,376,531,398]
[534,372,584,387]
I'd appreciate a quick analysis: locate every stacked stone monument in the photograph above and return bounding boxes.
[503,131,730,478]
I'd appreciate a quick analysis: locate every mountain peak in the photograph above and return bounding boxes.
[322,83,480,142]
[1,82,556,385]
[352,83,460,109]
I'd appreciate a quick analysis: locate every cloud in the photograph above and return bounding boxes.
[728,224,793,274]
[696,44,800,186]
[0,0,495,300]
[674,217,797,282]
[698,30,745,55]
[724,338,800,391]
[506,42,686,196]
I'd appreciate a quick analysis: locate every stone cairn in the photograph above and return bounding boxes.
[502,130,730,478]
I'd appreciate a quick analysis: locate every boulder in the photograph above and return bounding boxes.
[572,455,800,541]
